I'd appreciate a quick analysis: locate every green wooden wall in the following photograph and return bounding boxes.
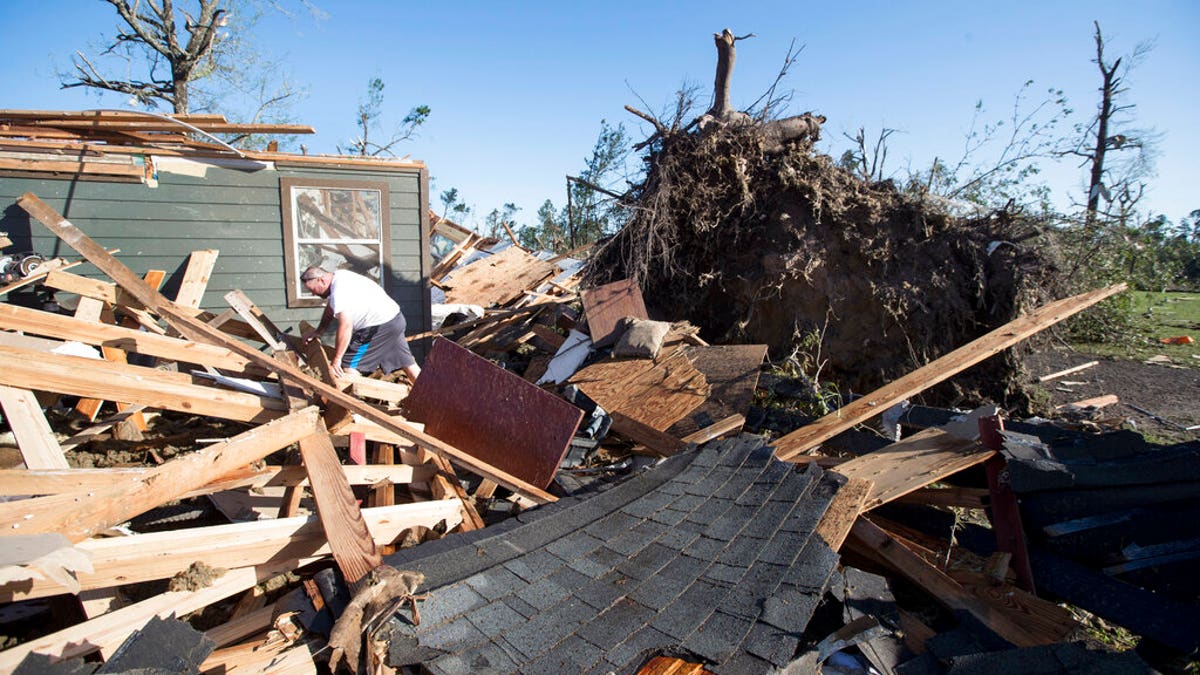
[0,159,431,356]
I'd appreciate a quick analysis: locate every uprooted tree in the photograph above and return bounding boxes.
[586,28,1065,410]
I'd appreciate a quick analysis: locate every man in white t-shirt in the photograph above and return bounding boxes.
[299,266,421,382]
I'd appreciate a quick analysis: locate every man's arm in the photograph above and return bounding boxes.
[302,305,335,343]
[330,311,354,378]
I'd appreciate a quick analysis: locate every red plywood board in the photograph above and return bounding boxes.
[403,338,584,489]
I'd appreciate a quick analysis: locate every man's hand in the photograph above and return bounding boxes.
[331,361,345,379]
[302,329,322,344]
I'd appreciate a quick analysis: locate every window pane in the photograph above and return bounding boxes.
[293,187,382,241]
[297,242,382,298]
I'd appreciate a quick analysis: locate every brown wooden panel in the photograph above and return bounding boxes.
[581,278,648,346]
[667,344,765,438]
[569,347,709,431]
[441,246,558,307]
[404,338,583,489]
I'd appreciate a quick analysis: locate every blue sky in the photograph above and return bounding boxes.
[3,1,1198,228]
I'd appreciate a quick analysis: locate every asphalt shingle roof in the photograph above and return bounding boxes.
[382,434,844,673]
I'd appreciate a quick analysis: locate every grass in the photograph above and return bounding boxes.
[1073,290,1200,367]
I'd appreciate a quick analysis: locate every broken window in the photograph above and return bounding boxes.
[280,177,392,307]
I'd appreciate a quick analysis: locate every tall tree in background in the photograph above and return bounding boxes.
[61,0,308,123]
[483,203,520,241]
[339,77,431,157]
[1063,21,1157,228]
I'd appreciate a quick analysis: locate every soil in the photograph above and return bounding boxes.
[1022,345,1200,445]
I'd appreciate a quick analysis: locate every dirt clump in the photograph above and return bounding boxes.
[588,122,1062,409]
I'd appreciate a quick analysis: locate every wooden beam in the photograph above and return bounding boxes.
[0,385,68,469]
[0,407,320,542]
[0,343,286,423]
[1,501,462,602]
[1036,360,1099,383]
[224,288,286,351]
[609,411,687,457]
[173,249,220,309]
[773,283,1127,460]
[846,518,1052,648]
[0,463,435,497]
[680,413,745,444]
[825,427,994,511]
[297,429,381,584]
[0,303,259,374]
[17,192,556,505]
[0,558,312,670]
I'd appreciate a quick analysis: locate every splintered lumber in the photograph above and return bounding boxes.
[0,385,68,469]
[827,428,995,510]
[0,303,260,374]
[667,344,765,438]
[773,283,1127,460]
[174,249,219,308]
[0,558,311,671]
[581,278,649,346]
[569,347,710,431]
[1,501,463,602]
[609,411,688,457]
[0,407,320,542]
[297,429,381,584]
[404,338,584,490]
[0,464,436,497]
[0,343,286,423]
[440,245,559,306]
[812,477,873,551]
[18,192,555,504]
[225,289,286,351]
[680,413,746,445]
[846,518,1052,648]
[1057,394,1119,410]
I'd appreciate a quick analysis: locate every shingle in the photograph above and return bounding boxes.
[712,472,754,500]
[509,547,564,579]
[502,595,538,619]
[567,555,613,578]
[577,598,656,650]
[516,576,571,611]
[605,626,676,670]
[464,601,526,639]
[740,502,795,539]
[667,493,707,513]
[702,503,758,541]
[464,566,526,601]
[615,542,678,581]
[575,570,637,611]
[584,510,642,538]
[546,565,593,595]
[721,562,788,620]
[741,620,800,667]
[414,583,488,628]
[418,617,488,652]
[781,539,839,590]
[760,588,823,633]
[649,579,729,641]
[524,636,606,674]
[734,483,778,507]
[717,437,766,467]
[656,526,701,552]
[648,507,690,526]
[606,526,659,556]
[681,609,754,663]
[712,648,775,675]
[545,531,607,562]
[682,535,727,561]
[703,562,747,585]
[684,497,735,526]
[628,554,708,607]
[768,465,820,503]
[621,490,677,518]
[754,458,792,484]
[501,597,592,659]
[715,534,769,568]
[756,534,805,566]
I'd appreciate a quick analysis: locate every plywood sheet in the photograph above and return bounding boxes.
[404,338,583,489]
[441,246,558,307]
[569,347,709,431]
[581,278,648,346]
[667,344,765,438]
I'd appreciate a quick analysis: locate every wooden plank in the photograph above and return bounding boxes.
[773,283,1128,460]
[667,344,766,438]
[72,295,104,323]
[812,477,872,551]
[0,385,68,469]
[1057,393,1119,410]
[680,413,746,445]
[1036,360,1099,383]
[371,444,396,508]
[948,570,1077,643]
[224,288,286,351]
[18,192,557,505]
[441,246,558,307]
[979,416,1036,594]
[0,303,259,374]
[581,278,648,346]
[405,338,583,490]
[826,427,995,510]
[415,445,486,531]
[1,501,462,602]
[0,407,320,542]
[0,343,286,423]
[297,428,381,584]
[174,249,220,309]
[200,636,317,674]
[569,346,710,431]
[0,559,312,670]
[609,411,687,457]
[0,464,434,497]
[893,485,989,509]
[846,518,1053,648]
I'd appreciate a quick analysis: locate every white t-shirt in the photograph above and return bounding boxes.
[328,269,400,331]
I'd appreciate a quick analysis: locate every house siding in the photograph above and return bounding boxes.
[0,160,431,357]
